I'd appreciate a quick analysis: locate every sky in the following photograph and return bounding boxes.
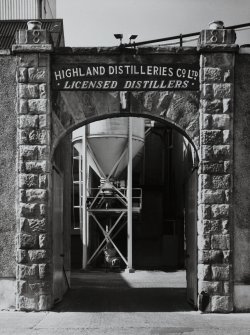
[57,0,250,47]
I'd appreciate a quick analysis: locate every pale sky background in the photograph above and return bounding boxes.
[57,0,250,47]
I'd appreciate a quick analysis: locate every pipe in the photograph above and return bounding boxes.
[126,117,134,272]
[82,127,88,269]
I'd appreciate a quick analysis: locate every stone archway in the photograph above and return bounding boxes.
[13,26,236,311]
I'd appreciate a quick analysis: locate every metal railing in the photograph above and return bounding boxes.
[121,23,250,48]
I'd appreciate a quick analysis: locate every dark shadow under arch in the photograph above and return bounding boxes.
[52,112,199,164]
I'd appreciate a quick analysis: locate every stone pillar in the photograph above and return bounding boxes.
[197,22,238,312]
[13,27,53,311]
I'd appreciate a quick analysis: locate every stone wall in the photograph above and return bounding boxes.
[234,52,250,311]
[16,53,52,310]
[0,55,17,309]
[198,52,235,312]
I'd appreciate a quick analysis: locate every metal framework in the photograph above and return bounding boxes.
[83,118,142,270]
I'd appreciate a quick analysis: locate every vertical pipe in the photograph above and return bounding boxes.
[82,127,88,269]
[126,117,134,272]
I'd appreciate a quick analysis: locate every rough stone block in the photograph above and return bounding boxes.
[202,67,222,83]
[201,84,213,99]
[224,161,231,173]
[201,189,225,204]
[19,146,38,160]
[198,264,211,280]
[223,250,231,263]
[39,204,47,217]
[25,161,49,174]
[37,145,50,160]
[29,218,47,233]
[28,99,47,114]
[39,115,50,129]
[38,294,51,310]
[211,204,229,219]
[39,174,48,188]
[211,220,225,234]
[19,174,39,189]
[200,113,211,129]
[17,233,37,249]
[200,161,224,174]
[223,281,231,294]
[39,263,50,279]
[223,69,233,82]
[225,189,230,203]
[212,265,230,281]
[201,130,223,145]
[211,295,233,312]
[18,264,39,280]
[18,296,37,311]
[199,174,211,189]
[39,234,48,248]
[198,204,211,220]
[198,280,223,295]
[28,67,47,83]
[18,54,39,67]
[210,250,224,264]
[28,250,47,263]
[17,249,28,264]
[17,67,28,83]
[222,220,230,232]
[19,84,39,99]
[29,282,50,295]
[211,114,230,129]
[17,280,27,295]
[26,129,50,145]
[19,99,28,114]
[223,130,230,144]
[39,83,47,99]
[20,203,40,218]
[25,189,47,203]
[211,235,230,250]
[20,218,29,232]
[198,250,211,264]
[198,220,211,235]
[19,189,26,203]
[213,83,233,99]
[201,53,234,68]
[19,115,39,129]
[212,145,231,160]
[211,175,230,189]
[201,99,223,114]
[201,146,213,160]
[223,99,232,114]
[198,234,210,250]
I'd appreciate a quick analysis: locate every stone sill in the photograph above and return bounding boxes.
[0,49,11,55]
[12,44,54,53]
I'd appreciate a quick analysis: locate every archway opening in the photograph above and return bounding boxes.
[51,114,198,311]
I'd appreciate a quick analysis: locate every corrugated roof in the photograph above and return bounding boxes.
[0,19,64,49]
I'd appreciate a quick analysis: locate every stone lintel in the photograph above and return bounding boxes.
[197,44,239,53]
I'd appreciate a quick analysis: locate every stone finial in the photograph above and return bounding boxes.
[209,21,224,30]
[27,21,42,31]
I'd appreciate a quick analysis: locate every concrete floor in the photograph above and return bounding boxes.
[54,269,193,312]
[1,270,250,335]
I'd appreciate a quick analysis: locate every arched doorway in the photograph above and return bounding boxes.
[51,112,199,311]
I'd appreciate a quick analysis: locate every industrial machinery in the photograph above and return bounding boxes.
[72,117,145,271]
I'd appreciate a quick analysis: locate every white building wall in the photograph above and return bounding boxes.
[0,0,56,19]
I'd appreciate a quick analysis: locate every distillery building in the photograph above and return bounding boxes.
[0,0,250,313]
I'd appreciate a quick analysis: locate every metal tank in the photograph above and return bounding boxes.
[86,117,145,179]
